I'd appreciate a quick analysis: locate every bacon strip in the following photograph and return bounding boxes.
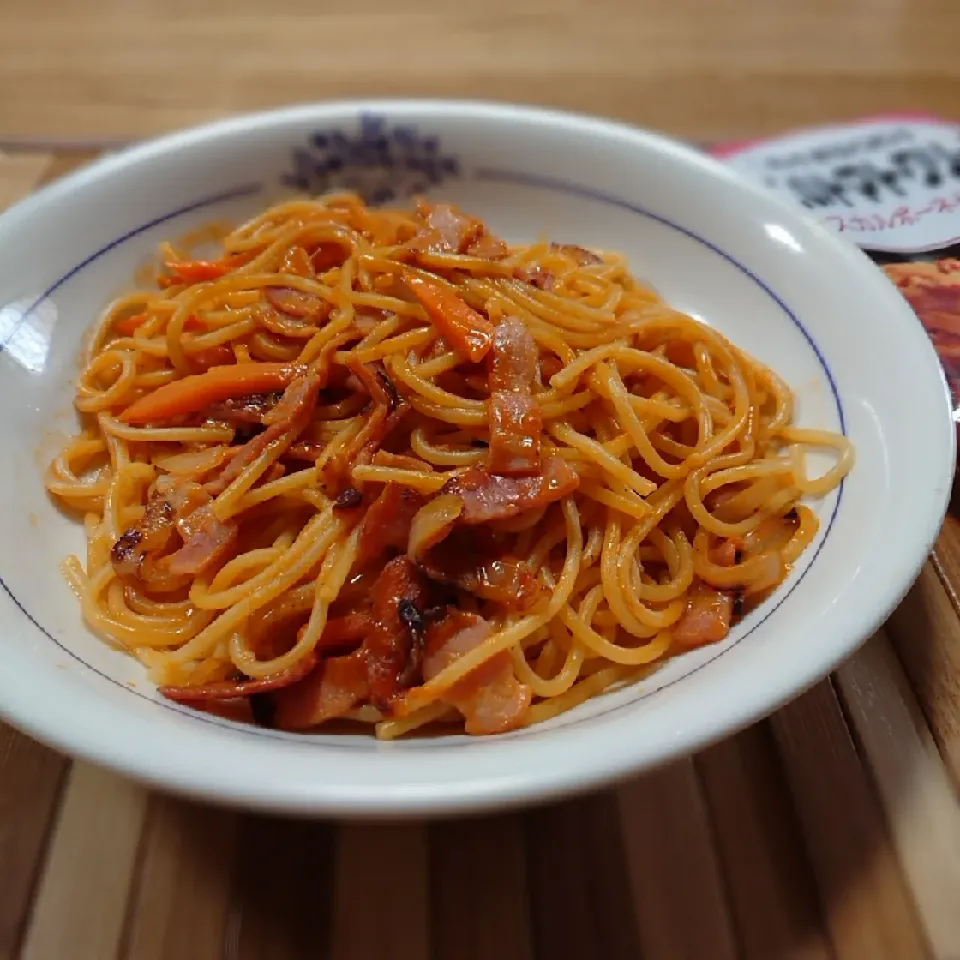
[273,650,370,730]
[514,265,555,290]
[206,368,324,495]
[362,556,432,707]
[550,242,603,266]
[111,481,238,585]
[488,316,542,475]
[165,501,238,577]
[189,345,237,369]
[441,457,579,524]
[204,392,280,426]
[466,233,508,259]
[322,611,374,647]
[280,245,315,278]
[711,538,743,568]
[421,611,531,734]
[407,200,509,260]
[356,485,426,568]
[311,242,351,274]
[264,286,331,320]
[328,360,410,477]
[420,529,541,610]
[408,201,484,254]
[286,441,326,462]
[671,585,734,651]
[110,496,176,578]
[161,479,236,576]
[160,650,319,703]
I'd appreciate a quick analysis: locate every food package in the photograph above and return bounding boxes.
[711,115,960,450]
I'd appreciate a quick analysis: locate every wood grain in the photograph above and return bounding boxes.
[121,796,238,960]
[330,824,429,960]
[836,631,960,959]
[430,816,531,960]
[0,729,67,960]
[771,681,930,960]
[224,814,336,960]
[886,563,960,788]
[524,792,642,960]
[617,760,740,960]
[20,764,147,960]
[2,0,960,142]
[932,512,960,617]
[697,725,832,960]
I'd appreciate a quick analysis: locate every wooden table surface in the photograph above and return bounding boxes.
[2,0,960,146]
[4,3,960,958]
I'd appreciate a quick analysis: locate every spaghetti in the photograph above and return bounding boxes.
[46,194,854,738]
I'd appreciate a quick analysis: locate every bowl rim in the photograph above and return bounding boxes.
[0,98,954,817]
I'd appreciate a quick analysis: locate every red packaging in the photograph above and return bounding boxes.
[709,116,960,456]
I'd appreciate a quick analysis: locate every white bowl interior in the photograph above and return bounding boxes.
[0,103,951,815]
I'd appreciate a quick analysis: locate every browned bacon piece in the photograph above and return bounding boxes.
[419,529,542,611]
[421,610,531,734]
[362,556,433,707]
[356,485,427,568]
[273,650,370,730]
[671,585,734,651]
[550,242,603,265]
[488,315,542,476]
[205,367,324,495]
[441,457,579,524]
[160,650,319,703]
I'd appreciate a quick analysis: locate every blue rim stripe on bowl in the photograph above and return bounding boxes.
[0,183,262,354]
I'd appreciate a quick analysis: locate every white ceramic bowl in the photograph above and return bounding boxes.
[0,101,952,817]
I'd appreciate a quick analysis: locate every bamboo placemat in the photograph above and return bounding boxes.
[2,149,960,960]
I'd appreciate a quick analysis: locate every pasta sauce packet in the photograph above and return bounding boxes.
[710,114,960,448]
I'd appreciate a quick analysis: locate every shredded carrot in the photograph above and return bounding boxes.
[120,362,303,424]
[113,313,149,336]
[404,272,495,363]
[159,254,251,288]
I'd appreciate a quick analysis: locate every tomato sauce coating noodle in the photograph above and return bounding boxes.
[46,194,854,738]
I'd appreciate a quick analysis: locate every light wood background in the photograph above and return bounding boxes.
[2,0,960,145]
[3,3,960,957]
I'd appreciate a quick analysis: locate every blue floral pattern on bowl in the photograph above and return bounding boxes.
[281,113,461,204]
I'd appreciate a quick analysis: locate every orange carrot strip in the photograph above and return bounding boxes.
[404,272,495,363]
[160,254,250,287]
[114,313,149,336]
[120,362,303,424]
